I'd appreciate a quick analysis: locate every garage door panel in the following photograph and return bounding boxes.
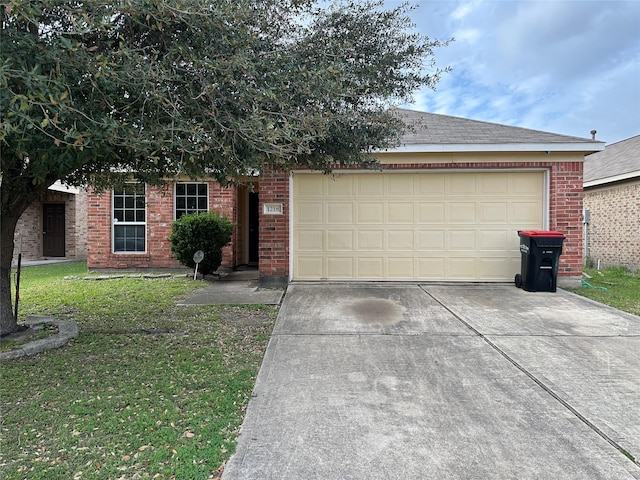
[449,230,476,251]
[357,176,384,196]
[293,171,544,281]
[478,202,508,223]
[327,176,353,196]
[448,174,477,195]
[294,175,324,196]
[357,257,384,278]
[478,257,512,279]
[417,257,446,278]
[479,175,509,195]
[478,230,508,251]
[417,203,446,224]
[357,203,384,224]
[449,203,476,223]
[387,257,415,278]
[387,230,414,251]
[511,202,542,224]
[327,257,354,278]
[327,203,353,224]
[416,175,445,196]
[511,176,541,195]
[296,257,323,279]
[357,230,384,250]
[387,203,415,223]
[296,202,323,224]
[297,230,324,251]
[417,230,445,251]
[388,175,414,196]
[447,258,477,278]
[327,230,353,251]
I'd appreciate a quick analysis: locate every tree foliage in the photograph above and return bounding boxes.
[169,211,233,277]
[0,0,449,334]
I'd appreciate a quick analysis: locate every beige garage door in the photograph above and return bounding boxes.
[293,171,545,281]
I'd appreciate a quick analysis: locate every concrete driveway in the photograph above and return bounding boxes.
[222,284,640,480]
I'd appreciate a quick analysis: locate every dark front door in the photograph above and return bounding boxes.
[43,204,66,257]
[248,192,259,265]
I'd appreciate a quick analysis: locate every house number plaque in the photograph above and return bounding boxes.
[263,203,283,215]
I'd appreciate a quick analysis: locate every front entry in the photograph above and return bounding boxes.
[237,185,259,266]
[248,191,259,265]
[43,203,66,257]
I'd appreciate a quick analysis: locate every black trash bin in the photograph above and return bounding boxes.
[515,230,565,292]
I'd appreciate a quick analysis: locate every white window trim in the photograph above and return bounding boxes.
[174,182,210,219]
[112,183,147,254]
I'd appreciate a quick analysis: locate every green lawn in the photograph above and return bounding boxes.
[1,262,276,479]
[568,266,640,317]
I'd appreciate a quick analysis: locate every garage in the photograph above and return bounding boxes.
[292,170,545,281]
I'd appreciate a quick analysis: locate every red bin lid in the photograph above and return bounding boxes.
[518,230,565,237]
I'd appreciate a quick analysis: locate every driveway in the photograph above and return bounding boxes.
[222,284,640,480]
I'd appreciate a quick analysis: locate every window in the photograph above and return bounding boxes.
[175,182,208,218]
[113,183,146,252]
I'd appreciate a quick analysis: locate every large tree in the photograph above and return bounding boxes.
[0,0,448,335]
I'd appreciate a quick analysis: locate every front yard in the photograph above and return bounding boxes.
[0,262,275,479]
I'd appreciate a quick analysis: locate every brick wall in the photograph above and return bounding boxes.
[13,202,42,261]
[584,179,640,269]
[258,167,290,286]
[75,190,88,259]
[548,161,584,278]
[87,182,236,271]
[266,160,585,284]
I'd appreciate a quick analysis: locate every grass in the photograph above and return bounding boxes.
[567,266,640,316]
[1,262,276,479]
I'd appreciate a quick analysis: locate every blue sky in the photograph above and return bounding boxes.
[395,0,640,145]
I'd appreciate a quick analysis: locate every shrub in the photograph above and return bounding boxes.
[169,212,233,276]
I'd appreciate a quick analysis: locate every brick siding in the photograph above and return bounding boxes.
[86,182,237,271]
[84,159,585,284]
[258,167,290,283]
[266,160,585,282]
[583,179,640,269]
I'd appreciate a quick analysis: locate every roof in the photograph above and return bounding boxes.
[388,108,604,154]
[584,135,640,187]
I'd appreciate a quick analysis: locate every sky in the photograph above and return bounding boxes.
[394,0,640,145]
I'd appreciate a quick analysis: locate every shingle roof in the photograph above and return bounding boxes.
[394,108,602,148]
[584,135,640,185]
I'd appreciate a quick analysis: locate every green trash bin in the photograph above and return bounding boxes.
[515,230,565,292]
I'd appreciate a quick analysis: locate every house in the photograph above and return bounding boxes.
[13,182,88,264]
[583,135,640,270]
[86,109,604,287]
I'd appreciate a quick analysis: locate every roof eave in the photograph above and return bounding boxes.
[584,170,640,188]
[380,142,605,154]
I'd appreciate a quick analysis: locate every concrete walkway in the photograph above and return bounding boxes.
[222,284,640,480]
[177,269,284,306]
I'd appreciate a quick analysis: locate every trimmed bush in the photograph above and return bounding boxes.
[169,212,233,276]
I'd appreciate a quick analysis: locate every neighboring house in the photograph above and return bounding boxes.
[13,182,88,264]
[87,109,603,287]
[583,135,640,270]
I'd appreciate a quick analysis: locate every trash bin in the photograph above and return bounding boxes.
[514,230,565,292]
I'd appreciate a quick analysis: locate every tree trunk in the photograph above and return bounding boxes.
[0,213,20,336]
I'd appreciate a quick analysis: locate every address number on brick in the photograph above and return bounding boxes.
[263,203,283,215]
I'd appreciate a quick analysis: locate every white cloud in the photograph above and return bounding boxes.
[403,0,640,144]
[450,1,481,20]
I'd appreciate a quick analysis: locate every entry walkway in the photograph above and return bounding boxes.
[177,269,284,306]
[222,284,640,479]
